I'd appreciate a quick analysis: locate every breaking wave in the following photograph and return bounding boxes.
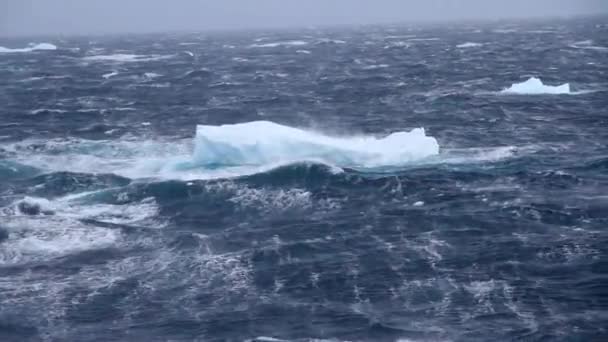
[570,40,608,51]
[83,54,172,62]
[249,41,309,48]
[2,121,523,181]
[0,43,57,53]
[457,42,483,48]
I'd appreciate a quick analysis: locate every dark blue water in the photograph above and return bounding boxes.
[1,17,607,342]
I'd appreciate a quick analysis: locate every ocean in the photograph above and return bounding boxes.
[0,16,607,341]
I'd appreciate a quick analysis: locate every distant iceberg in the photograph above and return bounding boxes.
[501,77,570,95]
[0,43,57,53]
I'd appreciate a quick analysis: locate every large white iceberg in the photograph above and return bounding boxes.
[192,121,439,169]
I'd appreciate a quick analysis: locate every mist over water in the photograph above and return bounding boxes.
[1,0,607,36]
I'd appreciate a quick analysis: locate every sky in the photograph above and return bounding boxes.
[1,0,607,36]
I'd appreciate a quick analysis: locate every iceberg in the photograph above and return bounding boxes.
[501,77,570,95]
[192,121,439,169]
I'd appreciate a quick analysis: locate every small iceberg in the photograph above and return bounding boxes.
[0,43,57,53]
[501,77,570,95]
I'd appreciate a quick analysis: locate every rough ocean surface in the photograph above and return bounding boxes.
[1,16,607,342]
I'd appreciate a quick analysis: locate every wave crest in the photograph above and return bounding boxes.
[0,43,57,53]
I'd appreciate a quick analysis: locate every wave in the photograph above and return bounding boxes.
[249,41,308,48]
[0,193,159,265]
[361,64,390,70]
[29,108,69,116]
[0,43,57,53]
[570,40,608,52]
[316,38,347,44]
[0,160,40,180]
[190,121,439,169]
[407,38,440,42]
[457,42,483,48]
[2,121,524,181]
[83,54,171,62]
[143,72,161,79]
[501,77,571,95]
[20,75,69,82]
[102,71,119,79]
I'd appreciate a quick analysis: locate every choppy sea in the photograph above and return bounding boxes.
[1,16,607,342]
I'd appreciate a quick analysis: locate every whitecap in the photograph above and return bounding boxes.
[229,187,312,211]
[385,35,417,39]
[20,75,69,82]
[0,222,119,265]
[362,64,389,70]
[30,108,68,115]
[102,71,119,79]
[438,146,517,164]
[573,40,593,46]
[83,54,171,63]
[407,38,440,42]
[317,38,347,44]
[249,40,308,48]
[0,194,161,265]
[570,40,608,52]
[0,43,57,53]
[246,337,288,342]
[144,72,161,79]
[3,121,438,180]
[385,41,410,48]
[457,42,483,48]
[493,28,518,34]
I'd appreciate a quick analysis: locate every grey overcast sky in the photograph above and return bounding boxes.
[1,0,607,36]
